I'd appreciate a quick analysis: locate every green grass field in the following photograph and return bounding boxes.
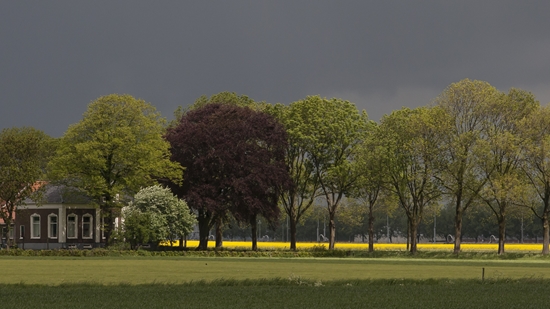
[1,256,550,284]
[2,256,550,308]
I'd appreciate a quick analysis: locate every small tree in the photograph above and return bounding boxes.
[123,208,161,250]
[124,185,195,249]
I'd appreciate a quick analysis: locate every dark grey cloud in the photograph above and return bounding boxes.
[2,1,550,137]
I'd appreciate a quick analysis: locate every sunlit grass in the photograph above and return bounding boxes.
[160,240,544,252]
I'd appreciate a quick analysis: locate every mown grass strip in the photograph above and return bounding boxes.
[2,256,550,285]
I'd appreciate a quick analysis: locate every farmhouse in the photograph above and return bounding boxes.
[15,184,105,249]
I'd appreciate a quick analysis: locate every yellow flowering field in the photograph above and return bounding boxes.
[160,240,544,252]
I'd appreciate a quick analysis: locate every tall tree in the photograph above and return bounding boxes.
[48,94,182,245]
[266,103,321,250]
[433,79,500,253]
[287,96,369,250]
[165,103,291,250]
[0,127,54,248]
[517,105,550,254]
[476,89,538,254]
[168,91,267,246]
[379,107,445,254]
[348,123,387,252]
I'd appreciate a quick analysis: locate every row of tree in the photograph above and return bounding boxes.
[1,79,550,255]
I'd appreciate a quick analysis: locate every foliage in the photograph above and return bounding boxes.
[123,185,195,249]
[47,94,182,244]
[284,95,370,249]
[475,88,539,254]
[165,103,292,250]
[265,103,322,250]
[433,78,499,253]
[518,104,550,254]
[379,106,446,254]
[168,91,268,128]
[0,127,54,247]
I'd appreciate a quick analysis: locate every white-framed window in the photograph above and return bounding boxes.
[9,226,14,239]
[19,225,25,239]
[67,214,77,239]
[82,214,93,239]
[30,214,40,239]
[48,214,58,239]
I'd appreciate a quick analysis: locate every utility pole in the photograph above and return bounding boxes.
[433,213,436,243]
[386,214,390,242]
[317,219,320,242]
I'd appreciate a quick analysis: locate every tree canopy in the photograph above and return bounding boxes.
[285,96,370,249]
[433,78,499,253]
[0,127,54,248]
[379,106,446,254]
[123,185,195,249]
[48,94,182,244]
[165,103,291,250]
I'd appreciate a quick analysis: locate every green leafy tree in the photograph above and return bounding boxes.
[287,96,369,250]
[518,105,550,254]
[348,123,389,252]
[123,208,160,250]
[0,127,54,248]
[48,94,182,245]
[124,185,195,249]
[433,79,500,253]
[266,103,321,250]
[476,89,539,254]
[379,107,445,254]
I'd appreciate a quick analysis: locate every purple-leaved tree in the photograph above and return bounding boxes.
[165,103,292,250]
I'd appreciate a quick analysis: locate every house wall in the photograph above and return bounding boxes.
[16,207,61,249]
[16,204,104,250]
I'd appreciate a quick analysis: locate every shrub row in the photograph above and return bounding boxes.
[2,247,550,259]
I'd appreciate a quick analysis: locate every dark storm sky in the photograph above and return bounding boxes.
[2,1,550,137]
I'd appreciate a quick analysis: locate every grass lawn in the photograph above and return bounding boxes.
[2,256,550,308]
[2,256,550,284]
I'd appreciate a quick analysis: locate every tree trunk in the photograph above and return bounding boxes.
[103,207,114,247]
[197,213,211,250]
[328,212,336,250]
[406,218,410,251]
[453,209,463,254]
[497,217,506,255]
[215,220,223,248]
[368,206,374,252]
[3,218,12,249]
[409,219,418,254]
[289,214,297,250]
[542,214,549,255]
[250,215,258,251]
